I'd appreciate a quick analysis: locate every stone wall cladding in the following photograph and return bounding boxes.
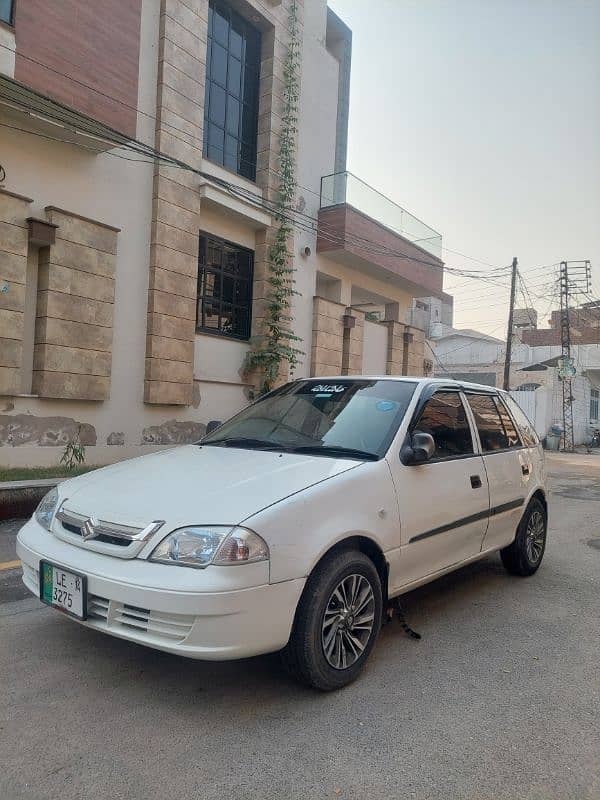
[0,189,32,395]
[32,208,119,401]
[145,0,304,403]
[384,321,426,376]
[405,326,426,376]
[342,308,364,375]
[144,0,208,406]
[311,296,345,377]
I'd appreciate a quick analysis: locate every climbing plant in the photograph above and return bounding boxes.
[244,0,303,395]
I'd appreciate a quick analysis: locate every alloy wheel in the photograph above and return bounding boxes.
[525,510,546,563]
[321,574,375,670]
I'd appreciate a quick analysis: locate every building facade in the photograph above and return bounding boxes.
[0,0,446,467]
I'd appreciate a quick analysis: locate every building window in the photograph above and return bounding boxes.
[0,0,14,25]
[197,233,253,340]
[591,389,599,422]
[204,0,261,181]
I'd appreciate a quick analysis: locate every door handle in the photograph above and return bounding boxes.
[522,464,530,476]
[470,475,482,489]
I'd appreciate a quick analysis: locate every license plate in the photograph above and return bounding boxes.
[39,561,87,620]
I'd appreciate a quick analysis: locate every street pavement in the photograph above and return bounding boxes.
[0,453,598,800]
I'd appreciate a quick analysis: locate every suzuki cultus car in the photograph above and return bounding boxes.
[18,378,548,691]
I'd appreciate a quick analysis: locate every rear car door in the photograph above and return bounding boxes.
[464,392,529,552]
[389,389,490,591]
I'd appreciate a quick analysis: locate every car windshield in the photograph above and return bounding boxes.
[201,379,417,459]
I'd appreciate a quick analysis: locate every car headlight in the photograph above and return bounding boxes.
[34,487,59,531]
[149,526,269,568]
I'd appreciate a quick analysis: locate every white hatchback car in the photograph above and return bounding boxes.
[18,377,548,691]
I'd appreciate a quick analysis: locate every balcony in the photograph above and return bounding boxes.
[317,171,445,297]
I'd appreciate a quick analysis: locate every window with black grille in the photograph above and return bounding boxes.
[203,0,261,181]
[197,233,253,340]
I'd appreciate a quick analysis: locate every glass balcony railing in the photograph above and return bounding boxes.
[320,171,442,259]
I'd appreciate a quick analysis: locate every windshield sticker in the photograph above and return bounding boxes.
[376,400,398,412]
[311,384,346,394]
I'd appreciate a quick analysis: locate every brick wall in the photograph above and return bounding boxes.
[522,327,600,346]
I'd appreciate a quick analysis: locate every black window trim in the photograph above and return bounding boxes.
[464,390,528,455]
[402,382,534,463]
[408,388,479,464]
[203,0,261,181]
[196,231,254,341]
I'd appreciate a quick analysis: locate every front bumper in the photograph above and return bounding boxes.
[17,518,305,660]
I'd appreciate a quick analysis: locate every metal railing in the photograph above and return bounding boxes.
[320,171,442,259]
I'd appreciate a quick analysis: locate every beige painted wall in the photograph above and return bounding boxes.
[363,320,389,375]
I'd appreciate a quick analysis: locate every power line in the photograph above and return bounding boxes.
[425,340,457,378]
[0,53,522,278]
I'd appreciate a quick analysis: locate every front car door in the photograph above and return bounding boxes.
[464,391,530,552]
[388,388,490,592]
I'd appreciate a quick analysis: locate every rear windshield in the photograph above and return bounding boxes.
[201,379,417,458]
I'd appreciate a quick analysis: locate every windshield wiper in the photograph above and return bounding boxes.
[288,444,379,461]
[201,437,284,451]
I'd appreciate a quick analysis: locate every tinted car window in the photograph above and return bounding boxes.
[415,392,473,459]
[494,396,521,448]
[467,394,519,451]
[202,379,417,457]
[503,395,539,447]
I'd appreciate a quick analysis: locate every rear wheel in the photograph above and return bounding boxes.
[500,497,547,576]
[282,549,382,691]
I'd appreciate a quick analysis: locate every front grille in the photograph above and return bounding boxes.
[87,594,110,621]
[53,507,163,553]
[85,596,194,643]
[61,521,130,547]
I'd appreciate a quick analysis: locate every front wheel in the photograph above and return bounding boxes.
[281,549,382,691]
[500,497,547,576]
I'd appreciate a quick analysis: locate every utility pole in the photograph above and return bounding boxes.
[502,257,518,391]
[558,260,591,451]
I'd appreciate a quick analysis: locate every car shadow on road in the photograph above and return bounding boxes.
[31,552,514,707]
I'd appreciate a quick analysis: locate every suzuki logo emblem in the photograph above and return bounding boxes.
[81,517,100,541]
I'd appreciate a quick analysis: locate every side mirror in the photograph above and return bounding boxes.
[206,420,222,435]
[400,431,435,466]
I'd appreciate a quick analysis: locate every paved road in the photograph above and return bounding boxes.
[0,453,598,800]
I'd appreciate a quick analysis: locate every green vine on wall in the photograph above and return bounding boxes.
[244,0,303,395]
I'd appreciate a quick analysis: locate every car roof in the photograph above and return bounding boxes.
[297,375,507,394]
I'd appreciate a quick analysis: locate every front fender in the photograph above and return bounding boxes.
[244,459,400,584]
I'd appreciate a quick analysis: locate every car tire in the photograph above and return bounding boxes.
[500,497,547,576]
[281,549,383,691]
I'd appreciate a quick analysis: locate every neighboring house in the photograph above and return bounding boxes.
[432,306,600,444]
[0,0,447,467]
[408,293,454,339]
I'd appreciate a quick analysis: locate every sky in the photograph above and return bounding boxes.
[327,0,600,337]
